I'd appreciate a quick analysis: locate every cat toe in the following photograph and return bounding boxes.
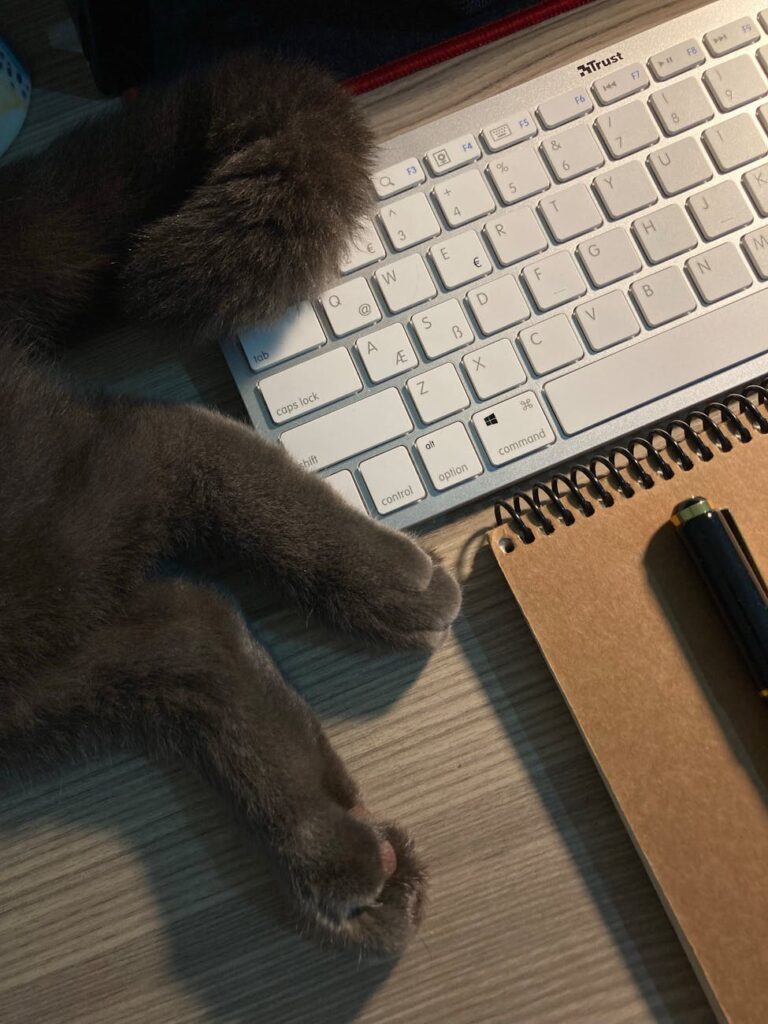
[289,808,426,959]
[326,525,462,650]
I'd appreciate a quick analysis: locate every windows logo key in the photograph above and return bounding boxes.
[484,413,498,426]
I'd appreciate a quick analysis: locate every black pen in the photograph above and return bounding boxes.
[671,497,768,691]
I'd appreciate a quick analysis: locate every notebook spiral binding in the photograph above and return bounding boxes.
[493,378,768,551]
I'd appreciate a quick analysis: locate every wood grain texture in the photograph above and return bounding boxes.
[0,1,717,1021]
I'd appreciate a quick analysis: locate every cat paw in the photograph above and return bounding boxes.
[308,521,462,650]
[122,56,375,338]
[290,806,427,958]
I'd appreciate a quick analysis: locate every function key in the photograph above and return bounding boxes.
[372,158,425,199]
[481,111,537,151]
[425,135,480,175]
[648,39,705,80]
[592,61,649,104]
[704,17,760,57]
[536,88,593,129]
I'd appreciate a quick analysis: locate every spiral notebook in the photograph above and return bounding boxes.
[487,385,768,1024]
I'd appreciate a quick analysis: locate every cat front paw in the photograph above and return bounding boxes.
[309,522,462,650]
[289,806,427,958]
[122,56,375,338]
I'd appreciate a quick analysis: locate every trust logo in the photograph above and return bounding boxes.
[577,51,623,76]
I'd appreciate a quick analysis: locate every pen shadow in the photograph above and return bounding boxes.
[644,522,768,806]
[457,536,714,1024]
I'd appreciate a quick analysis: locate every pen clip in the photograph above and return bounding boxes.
[720,507,768,606]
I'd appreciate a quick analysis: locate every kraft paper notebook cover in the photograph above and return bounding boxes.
[487,396,768,1024]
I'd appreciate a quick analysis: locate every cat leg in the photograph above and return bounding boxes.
[0,53,372,343]
[0,578,425,957]
[114,400,461,650]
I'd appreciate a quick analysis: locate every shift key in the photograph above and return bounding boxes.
[281,388,413,472]
[472,392,556,466]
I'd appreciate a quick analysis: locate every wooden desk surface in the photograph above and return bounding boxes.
[0,1,718,1021]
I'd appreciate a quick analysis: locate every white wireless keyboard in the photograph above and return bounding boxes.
[223,0,768,529]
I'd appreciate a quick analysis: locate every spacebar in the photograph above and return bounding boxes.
[546,292,768,435]
[280,388,413,472]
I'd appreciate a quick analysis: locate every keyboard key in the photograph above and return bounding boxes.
[356,323,418,383]
[577,226,641,286]
[702,113,768,173]
[462,337,527,399]
[466,274,530,335]
[260,347,362,424]
[484,207,548,265]
[472,392,555,466]
[319,278,381,336]
[373,158,425,199]
[546,289,768,435]
[685,242,753,303]
[758,45,768,76]
[280,388,413,473]
[649,78,714,135]
[538,183,602,242]
[744,162,768,215]
[522,251,587,311]
[519,314,583,375]
[630,266,697,327]
[411,298,474,358]
[407,363,470,423]
[380,192,440,251]
[704,55,767,111]
[415,422,483,490]
[325,470,367,515]
[593,161,658,218]
[704,17,760,56]
[648,136,713,195]
[540,123,604,182]
[481,111,537,151]
[537,87,593,129]
[594,101,659,158]
[648,39,705,81]
[742,225,768,277]
[593,62,649,104]
[487,145,551,204]
[632,205,698,263]
[430,230,492,289]
[375,253,437,313]
[687,181,753,240]
[426,135,480,175]
[239,302,325,373]
[359,446,425,514]
[433,168,495,227]
[339,218,386,275]
[574,290,641,351]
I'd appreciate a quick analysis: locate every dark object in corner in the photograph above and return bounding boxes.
[67,0,548,93]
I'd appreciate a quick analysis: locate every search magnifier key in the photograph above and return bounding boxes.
[373,158,425,198]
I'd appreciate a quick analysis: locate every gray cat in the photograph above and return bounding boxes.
[0,54,461,957]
